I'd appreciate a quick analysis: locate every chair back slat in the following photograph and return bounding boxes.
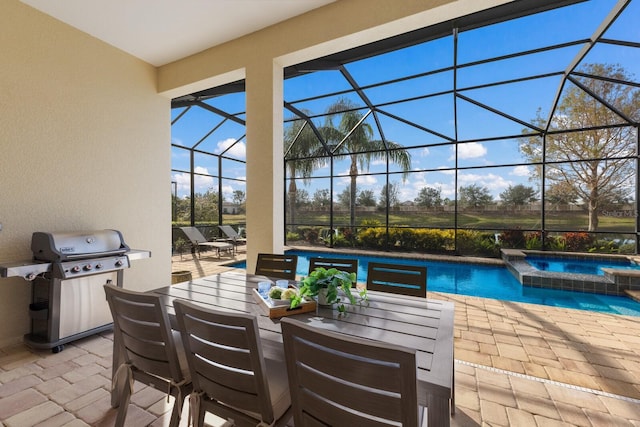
[281,317,419,427]
[308,257,358,287]
[183,315,254,372]
[192,354,258,396]
[291,335,403,391]
[116,315,164,342]
[366,262,427,298]
[255,253,298,280]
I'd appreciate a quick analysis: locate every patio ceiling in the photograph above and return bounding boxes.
[19,0,335,66]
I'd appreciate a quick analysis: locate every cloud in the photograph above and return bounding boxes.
[221,184,235,199]
[511,165,531,177]
[172,166,214,195]
[451,142,487,160]
[458,172,511,194]
[215,138,246,159]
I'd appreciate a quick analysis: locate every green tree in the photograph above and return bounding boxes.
[284,117,324,226]
[415,186,443,207]
[459,184,493,209]
[323,98,411,227]
[232,190,245,205]
[295,189,310,207]
[172,195,191,223]
[378,182,400,209]
[500,184,537,207]
[312,188,331,208]
[232,190,246,213]
[519,63,639,231]
[337,187,351,208]
[545,182,578,207]
[194,189,219,222]
[357,189,377,207]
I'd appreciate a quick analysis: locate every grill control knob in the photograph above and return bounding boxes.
[95,263,103,269]
[71,266,81,273]
[115,259,123,267]
[83,264,93,271]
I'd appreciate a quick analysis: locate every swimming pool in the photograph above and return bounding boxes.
[232,250,640,316]
[526,256,640,276]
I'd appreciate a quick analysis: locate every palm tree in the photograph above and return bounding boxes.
[324,98,411,228]
[284,116,325,228]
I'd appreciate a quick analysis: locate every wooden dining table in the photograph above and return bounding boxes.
[149,270,455,426]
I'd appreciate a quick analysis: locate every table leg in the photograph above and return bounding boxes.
[427,394,451,427]
[451,361,456,415]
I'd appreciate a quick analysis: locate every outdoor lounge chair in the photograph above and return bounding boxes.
[180,226,234,258]
[218,225,247,252]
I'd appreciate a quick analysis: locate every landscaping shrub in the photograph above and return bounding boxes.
[457,230,500,257]
[286,231,301,241]
[332,234,351,247]
[414,229,454,252]
[563,232,593,252]
[357,227,387,249]
[304,228,319,244]
[499,228,526,248]
[525,231,543,250]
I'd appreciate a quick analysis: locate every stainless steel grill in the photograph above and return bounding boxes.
[0,229,150,353]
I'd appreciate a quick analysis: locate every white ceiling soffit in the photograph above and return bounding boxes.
[21,0,335,66]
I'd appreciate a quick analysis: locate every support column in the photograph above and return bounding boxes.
[245,59,284,274]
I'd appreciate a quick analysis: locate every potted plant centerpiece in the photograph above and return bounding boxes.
[289,267,367,313]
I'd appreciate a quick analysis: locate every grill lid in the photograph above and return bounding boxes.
[31,229,130,262]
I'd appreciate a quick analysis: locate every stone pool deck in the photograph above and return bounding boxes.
[0,251,639,426]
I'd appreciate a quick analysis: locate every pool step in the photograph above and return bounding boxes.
[625,290,640,303]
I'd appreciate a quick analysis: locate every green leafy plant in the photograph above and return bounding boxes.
[290,267,367,313]
[173,237,189,260]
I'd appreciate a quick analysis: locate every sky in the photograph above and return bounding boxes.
[170,0,639,204]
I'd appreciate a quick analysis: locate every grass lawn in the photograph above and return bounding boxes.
[291,209,634,232]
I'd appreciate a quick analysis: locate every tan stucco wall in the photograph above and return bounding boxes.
[0,1,170,345]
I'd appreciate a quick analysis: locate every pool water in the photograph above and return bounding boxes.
[232,250,640,317]
[526,256,640,276]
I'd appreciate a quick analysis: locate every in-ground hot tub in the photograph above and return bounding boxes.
[502,249,640,296]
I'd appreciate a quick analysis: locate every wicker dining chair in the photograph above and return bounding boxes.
[366,261,427,298]
[173,300,292,427]
[281,317,426,426]
[104,285,191,427]
[255,253,298,280]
